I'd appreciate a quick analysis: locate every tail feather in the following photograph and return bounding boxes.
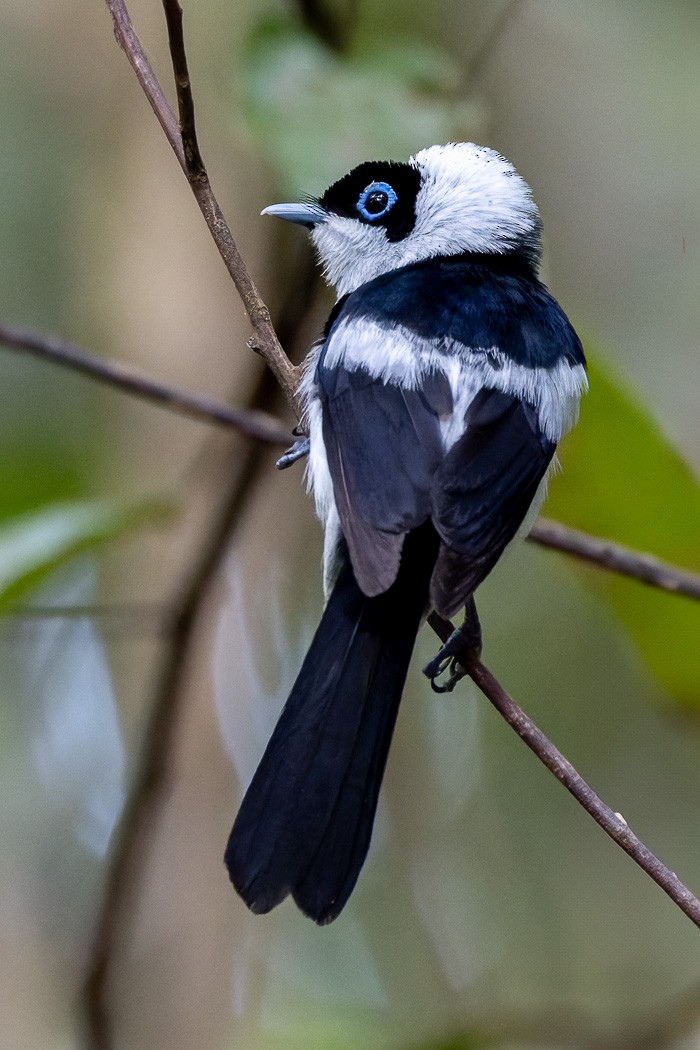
[225,527,437,923]
[292,646,407,922]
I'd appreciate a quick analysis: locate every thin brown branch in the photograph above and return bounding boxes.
[105,0,301,413]
[82,436,270,1050]
[83,11,317,1039]
[107,0,183,164]
[161,0,205,177]
[529,518,700,601]
[468,655,700,928]
[0,322,290,446]
[432,613,700,932]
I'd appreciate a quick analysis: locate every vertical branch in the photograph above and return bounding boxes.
[160,0,205,177]
[82,409,277,1048]
[105,0,301,413]
[107,0,183,164]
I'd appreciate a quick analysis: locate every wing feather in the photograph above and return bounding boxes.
[430,389,555,616]
[318,364,447,594]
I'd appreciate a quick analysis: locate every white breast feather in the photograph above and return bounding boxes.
[321,316,587,444]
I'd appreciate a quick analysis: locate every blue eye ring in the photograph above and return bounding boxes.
[356,181,398,222]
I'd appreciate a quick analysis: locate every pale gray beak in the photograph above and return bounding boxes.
[261,202,326,227]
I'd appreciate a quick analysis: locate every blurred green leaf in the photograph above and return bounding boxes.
[545,351,700,708]
[240,17,483,196]
[0,498,168,610]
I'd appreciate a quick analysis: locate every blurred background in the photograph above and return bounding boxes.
[1,1,700,1048]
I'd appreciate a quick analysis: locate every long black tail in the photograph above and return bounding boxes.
[225,527,437,924]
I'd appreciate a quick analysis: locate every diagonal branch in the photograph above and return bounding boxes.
[0,322,290,445]
[107,0,182,162]
[529,518,700,602]
[82,441,269,1050]
[427,614,700,930]
[470,656,700,927]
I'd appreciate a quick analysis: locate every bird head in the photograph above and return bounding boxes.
[262,142,542,296]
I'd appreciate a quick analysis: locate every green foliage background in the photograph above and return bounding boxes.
[0,1,699,1048]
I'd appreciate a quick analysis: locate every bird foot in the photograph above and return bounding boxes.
[275,436,310,470]
[422,629,473,692]
[423,599,482,693]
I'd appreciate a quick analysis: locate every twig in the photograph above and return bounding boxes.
[160,0,204,177]
[427,613,700,930]
[470,657,700,927]
[0,322,290,445]
[529,518,700,602]
[108,0,183,162]
[82,435,269,1050]
[106,0,300,412]
[159,0,296,399]
[83,9,316,1045]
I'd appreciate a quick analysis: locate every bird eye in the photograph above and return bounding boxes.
[356,181,397,222]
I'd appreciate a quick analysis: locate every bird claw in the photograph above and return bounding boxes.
[425,654,466,694]
[423,630,471,693]
[423,599,482,693]
[276,436,310,470]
